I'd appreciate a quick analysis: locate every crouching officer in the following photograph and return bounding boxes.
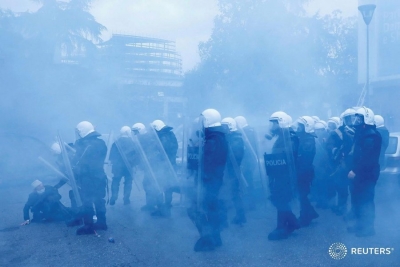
[21,180,71,225]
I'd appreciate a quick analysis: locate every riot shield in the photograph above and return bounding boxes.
[38,156,70,182]
[103,132,114,181]
[227,143,248,192]
[131,134,162,194]
[237,126,266,193]
[56,133,82,207]
[113,136,141,191]
[282,128,298,196]
[196,117,205,210]
[147,125,180,190]
[263,128,297,205]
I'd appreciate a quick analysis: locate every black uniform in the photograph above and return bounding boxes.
[152,126,179,217]
[188,125,228,251]
[73,131,108,234]
[376,126,389,169]
[225,130,246,224]
[137,132,160,211]
[296,131,318,226]
[23,185,69,222]
[349,124,381,236]
[109,136,138,205]
[265,128,299,240]
[312,129,332,209]
[325,125,355,215]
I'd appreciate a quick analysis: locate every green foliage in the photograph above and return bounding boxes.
[183,0,358,116]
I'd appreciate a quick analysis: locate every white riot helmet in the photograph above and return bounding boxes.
[355,106,375,126]
[340,108,356,126]
[234,116,248,129]
[374,115,384,128]
[314,120,327,130]
[269,111,291,128]
[327,117,340,131]
[76,121,95,138]
[120,126,131,137]
[201,109,222,128]
[311,116,320,123]
[222,117,238,132]
[296,116,315,133]
[132,123,147,135]
[151,120,166,131]
[51,142,61,154]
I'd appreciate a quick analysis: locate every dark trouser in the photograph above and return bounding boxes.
[333,169,349,209]
[227,167,245,219]
[78,177,107,227]
[143,173,159,207]
[312,167,331,207]
[164,186,181,206]
[202,181,222,236]
[111,172,133,202]
[32,201,71,222]
[298,174,317,220]
[270,177,296,229]
[352,179,377,231]
[188,180,222,238]
[242,164,257,209]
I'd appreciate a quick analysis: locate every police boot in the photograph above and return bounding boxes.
[268,211,288,241]
[285,211,300,234]
[151,204,171,218]
[110,178,121,205]
[194,225,215,252]
[231,210,247,225]
[299,208,319,227]
[123,181,132,205]
[76,215,95,235]
[194,236,215,252]
[212,230,222,247]
[332,205,347,216]
[218,200,229,230]
[93,212,107,230]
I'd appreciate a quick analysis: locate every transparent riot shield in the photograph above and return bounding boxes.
[113,136,141,191]
[147,125,180,191]
[263,127,297,206]
[38,156,69,182]
[131,134,162,194]
[237,126,266,194]
[196,117,205,210]
[282,128,298,197]
[57,133,82,207]
[103,132,114,180]
[227,142,248,192]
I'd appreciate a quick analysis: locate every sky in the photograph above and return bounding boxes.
[0,0,359,72]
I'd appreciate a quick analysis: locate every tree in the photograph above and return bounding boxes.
[20,0,106,65]
[183,0,358,117]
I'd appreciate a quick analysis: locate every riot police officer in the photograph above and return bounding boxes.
[73,121,108,235]
[294,116,319,227]
[187,108,228,251]
[222,117,246,225]
[109,126,138,205]
[347,107,381,237]
[264,111,300,240]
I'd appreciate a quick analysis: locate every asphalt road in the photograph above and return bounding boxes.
[1,176,399,267]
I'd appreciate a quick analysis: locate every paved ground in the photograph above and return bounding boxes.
[1,175,400,267]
